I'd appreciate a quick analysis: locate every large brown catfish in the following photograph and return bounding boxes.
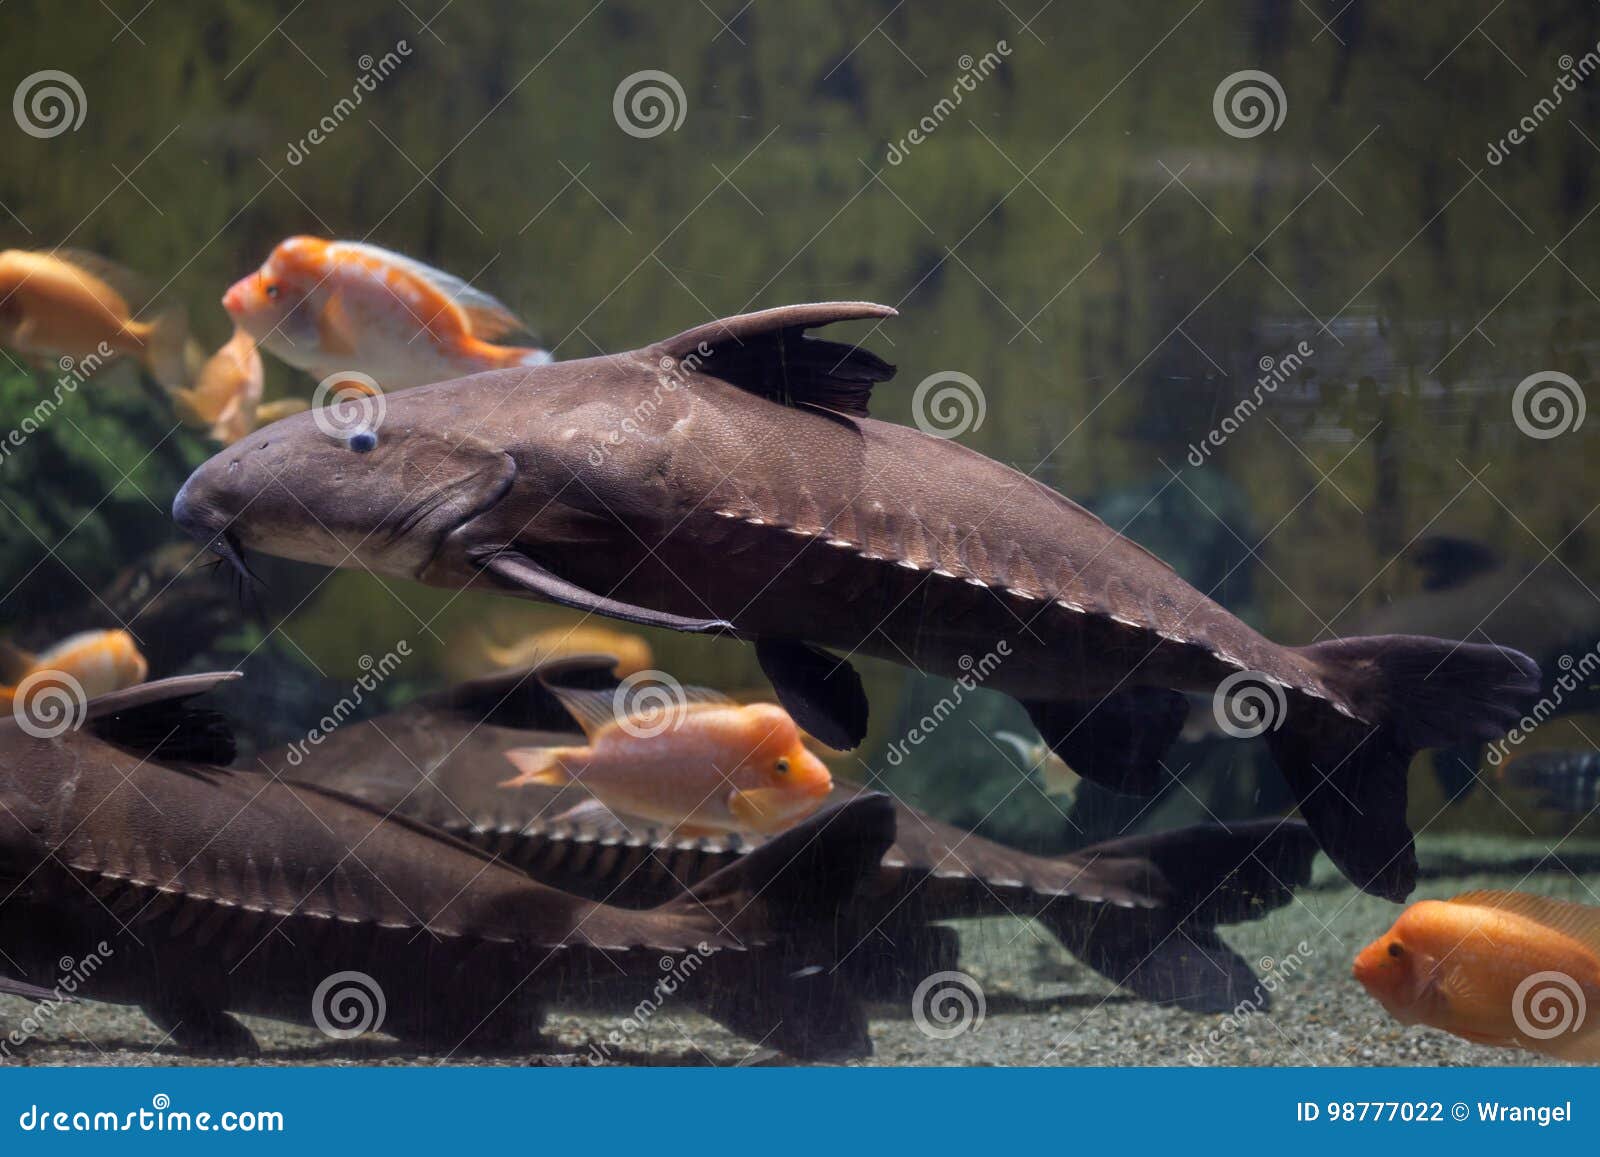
[0,674,894,1059]
[172,303,1541,899]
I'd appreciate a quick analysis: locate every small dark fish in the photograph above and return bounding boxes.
[271,663,1323,1014]
[1503,750,1600,819]
[173,304,1541,900]
[0,674,894,1059]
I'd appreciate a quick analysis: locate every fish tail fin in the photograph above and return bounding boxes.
[657,793,895,1059]
[138,305,191,390]
[1266,635,1540,900]
[1036,819,1320,1013]
[499,746,578,787]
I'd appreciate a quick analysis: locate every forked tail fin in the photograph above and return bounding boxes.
[1267,635,1539,900]
[657,792,895,1059]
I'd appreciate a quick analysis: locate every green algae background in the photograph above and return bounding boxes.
[1,0,1596,842]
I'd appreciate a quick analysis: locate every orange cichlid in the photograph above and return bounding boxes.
[1354,890,1600,1062]
[0,629,149,705]
[222,236,550,390]
[479,624,653,679]
[0,249,189,387]
[169,327,265,445]
[501,682,833,837]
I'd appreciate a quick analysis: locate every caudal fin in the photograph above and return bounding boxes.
[139,305,191,390]
[1267,635,1540,900]
[658,793,895,1059]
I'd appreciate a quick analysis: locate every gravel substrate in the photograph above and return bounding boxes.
[5,834,1596,1068]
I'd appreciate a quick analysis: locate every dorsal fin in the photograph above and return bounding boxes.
[1451,890,1600,954]
[78,672,241,763]
[48,248,153,308]
[540,675,734,741]
[329,241,529,339]
[648,302,897,418]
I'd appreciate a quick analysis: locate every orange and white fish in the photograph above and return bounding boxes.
[501,683,833,836]
[478,624,653,679]
[0,249,188,387]
[168,327,264,445]
[0,629,149,706]
[222,236,550,390]
[1354,890,1600,1062]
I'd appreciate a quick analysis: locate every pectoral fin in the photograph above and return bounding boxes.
[755,638,868,751]
[0,974,66,1002]
[474,550,735,635]
[316,292,358,356]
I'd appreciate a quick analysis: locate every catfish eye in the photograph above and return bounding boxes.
[264,281,280,300]
[347,428,378,453]
[775,757,790,774]
[1388,942,1404,958]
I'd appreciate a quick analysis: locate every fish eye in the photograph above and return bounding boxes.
[1388,942,1404,958]
[347,428,378,453]
[775,757,790,774]
[264,281,280,300]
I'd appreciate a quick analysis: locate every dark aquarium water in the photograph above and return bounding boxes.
[0,0,1598,1068]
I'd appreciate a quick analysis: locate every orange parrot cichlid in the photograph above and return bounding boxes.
[1354,889,1600,1062]
[222,236,551,390]
[0,628,149,708]
[0,249,189,387]
[501,681,833,837]
[168,327,265,445]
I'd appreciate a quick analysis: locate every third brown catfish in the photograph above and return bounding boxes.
[172,303,1541,899]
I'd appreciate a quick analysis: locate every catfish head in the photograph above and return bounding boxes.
[172,398,516,581]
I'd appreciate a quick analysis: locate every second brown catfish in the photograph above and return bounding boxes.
[172,303,1541,900]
